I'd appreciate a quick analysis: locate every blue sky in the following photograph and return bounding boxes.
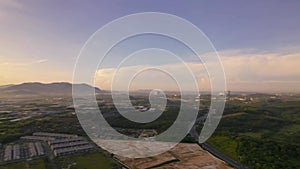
[5,0,299,50]
[0,0,300,92]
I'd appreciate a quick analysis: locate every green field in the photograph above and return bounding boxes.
[55,152,113,169]
[0,153,114,169]
[207,135,238,160]
[0,158,50,169]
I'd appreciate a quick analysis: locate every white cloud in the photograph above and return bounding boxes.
[95,62,211,91]
[219,50,300,92]
[95,50,300,93]
[0,58,48,66]
[32,59,48,64]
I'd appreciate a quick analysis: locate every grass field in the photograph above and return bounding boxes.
[55,152,113,169]
[0,158,49,169]
[207,135,239,161]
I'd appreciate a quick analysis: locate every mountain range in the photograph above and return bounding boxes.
[0,82,102,97]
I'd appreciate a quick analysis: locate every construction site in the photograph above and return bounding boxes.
[114,143,233,169]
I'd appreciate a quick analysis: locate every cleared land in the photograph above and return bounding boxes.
[114,143,233,169]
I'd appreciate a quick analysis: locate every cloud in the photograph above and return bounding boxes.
[220,49,300,81]
[95,50,300,93]
[219,50,300,92]
[32,59,48,64]
[1,58,48,66]
[95,62,211,91]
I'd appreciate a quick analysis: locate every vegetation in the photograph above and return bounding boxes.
[238,137,300,169]
[104,99,181,134]
[0,114,85,144]
[207,135,238,160]
[0,158,50,169]
[207,98,300,169]
[1,94,300,169]
[55,152,114,169]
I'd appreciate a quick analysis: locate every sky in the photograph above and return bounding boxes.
[0,0,300,92]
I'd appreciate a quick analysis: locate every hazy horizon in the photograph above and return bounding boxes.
[1,81,299,94]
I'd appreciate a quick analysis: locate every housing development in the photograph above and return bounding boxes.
[2,132,95,163]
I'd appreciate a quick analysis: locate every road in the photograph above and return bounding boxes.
[43,142,58,169]
[189,116,247,169]
[200,143,247,169]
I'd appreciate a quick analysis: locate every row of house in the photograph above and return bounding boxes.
[28,142,44,157]
[53,144,94,157]
[51,141,88,150]
[33,132,78,139]
[21,136,56,142]
[3,145,12,161]
[21,132,94,157]
[47,136,94,157]
[13,145,20,160]
[21,132,78,142]
[48,137,84,145]
[3,144,20,161]
[3,142,45,162]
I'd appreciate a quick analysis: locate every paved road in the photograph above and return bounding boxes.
[200,143,247,169]
[43,143,58,169]
[190,117,247,169]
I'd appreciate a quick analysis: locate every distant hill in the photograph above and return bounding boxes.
[0,82,102,96]
[0,84,13,90]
